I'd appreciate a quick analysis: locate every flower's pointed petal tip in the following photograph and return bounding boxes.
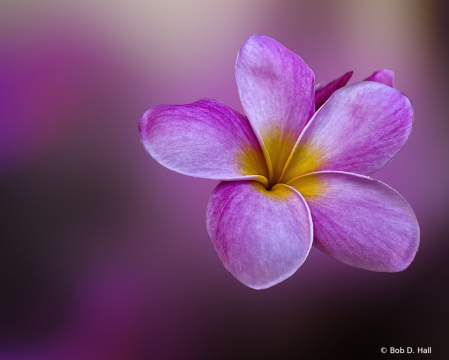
[241,33,285,48]
[314,70,354,109]
[139,98,268,183]
[289,171,420,273]
[236,34,315,183]
[236,273,293,290]
[364,69,394,87]
[207,181,313,290]
[245,278,286,290]
[243,33,266,43]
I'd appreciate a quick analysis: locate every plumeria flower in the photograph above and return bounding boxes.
[139,34,419,289]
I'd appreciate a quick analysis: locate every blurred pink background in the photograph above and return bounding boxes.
[1,0,448,359]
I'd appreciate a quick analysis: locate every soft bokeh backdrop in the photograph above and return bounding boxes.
[1,0,448,359]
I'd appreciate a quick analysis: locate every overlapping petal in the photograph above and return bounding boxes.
[206,181,313,289]
[281,81,413,181]
[314,71,353,110]
[139,99,268,185]
[289,171,419,272]
[315,69,394,111]
[364,69,394,87]
[236,34,315,186]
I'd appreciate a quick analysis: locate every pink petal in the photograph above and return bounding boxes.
[315,71,353,110]
[236,34,315,186]
[364,69,394,87]
[289,171,419,272]
[281,81,413,181]
[206,181,313,289]
[139,99,268,185]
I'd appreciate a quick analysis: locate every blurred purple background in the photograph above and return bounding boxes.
[1,1,448,359]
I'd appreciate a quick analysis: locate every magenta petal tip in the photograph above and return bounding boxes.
[364,69,394,87]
